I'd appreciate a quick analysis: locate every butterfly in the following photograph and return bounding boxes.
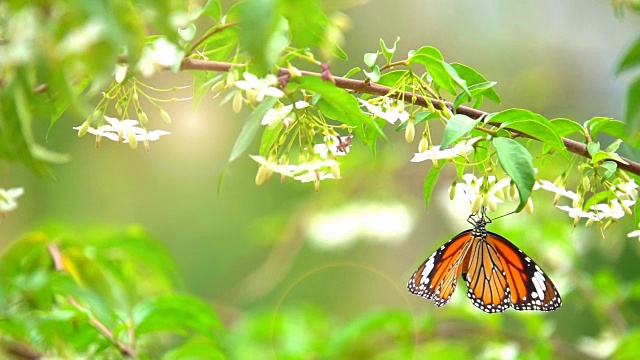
[407,208,562,313]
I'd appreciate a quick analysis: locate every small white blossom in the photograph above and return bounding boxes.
[359,97,409,124]
[73,116,170,148]
[249,155,299,177]
[261,104,293,127]
[410,137,481,164]
[0,187,24,213]
[234,72,284,102]
[294,171,337,183]
[615,179,638,201]
[452,174,512,212]
[115,63,128,83]
[627,229,640,240]
[137,38,183,78]
[556,205,600,221]
[590,199,633,220]
[538,180,579,201]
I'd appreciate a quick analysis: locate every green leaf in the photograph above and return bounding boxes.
[163,337,226,360]
[605,139,623,153]
[489,109,567,156]
[440,114,480,149]
[343,67,361,78]
[626,76,640,137]
[617,35,640,74]
[587,142,600,157]
[178,23,197,42]
[287,76,386,144]
[453,81,498,110]
[377,70,406,87]
[239,0,278,74]
[380,37,400,64]
[280,0,328,49]
[450,63,501,103]
[585,117,636,149]
[364,52,378,68]
[200,0,222,21]
[592,151,628,165]
[423,160,446,212]
[493,137,535,212]
[410,56,457,96]
[600,161,617,179]
[549,118,584,138]
[259,122,282,156]
[408,46,444,61]
[228,97,278,163]
[363,65,381,82]
[134,294,222,338]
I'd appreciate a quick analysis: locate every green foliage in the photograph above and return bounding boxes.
[493,137,535,212]
[0,225,224,358]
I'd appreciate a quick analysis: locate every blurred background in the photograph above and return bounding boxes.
[2,0,640,358]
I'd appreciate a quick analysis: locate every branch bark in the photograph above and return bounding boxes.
[180,58,640,176]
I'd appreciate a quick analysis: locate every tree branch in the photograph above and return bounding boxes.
[46,244,138,359]
[180,58,640,176]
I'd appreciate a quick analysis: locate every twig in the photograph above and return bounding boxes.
[179,58,640,176]
[46,244,138,359]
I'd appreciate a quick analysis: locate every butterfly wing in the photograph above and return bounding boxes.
[407,230,474,307]
[484,231,562,312]
[462,235,512,313]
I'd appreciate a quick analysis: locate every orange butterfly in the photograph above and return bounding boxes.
[407,209,561,313]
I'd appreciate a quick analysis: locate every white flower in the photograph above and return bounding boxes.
[590,199,632,220]
[115,63,128,83]
[0,187,24,213]
[137,38,183,78]
[249,155,299,177]
[359,97,409,124]
[556,205,600,221]
[615,179,638,200]
[294,171,336,183]
[314,135,351,159]
[73,116,170,148]
[234,72,284,102]
[627,229,640,240]
[538,180,579,201]
[410,137,481,164]
[262,104,293,127]
[452,174,512,212]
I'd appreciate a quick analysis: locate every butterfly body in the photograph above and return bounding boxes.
[407,213,562,313]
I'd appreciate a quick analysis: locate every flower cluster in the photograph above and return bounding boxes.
[359,97,409,125]
[449,173,528,214]
[0,187,24,215]
[411,137,482,167]
[250,135,352,191]
[231,72,285,113]
[74,116,170,150]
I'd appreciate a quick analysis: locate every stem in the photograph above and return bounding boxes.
[46,244,138,359]
[188,22,238,55]
[176,58,640,176]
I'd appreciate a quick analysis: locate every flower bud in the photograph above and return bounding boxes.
[330,163,340,179]
[419,137,428,153]
[232,91,243,113]
[226,72,236,86]
[621,200,633,215]
[581,176,590,191]
[553,193,561,206]
[211,80,225,94]
[471,194,483,214]
[405,120,415,143]
[255,165,267,186]
[449,181,457,200]
[127,130,138,149]
[618,169,630,182]
[137,108,148,124]
[524,198,534,214]
[288,64,302,77]
[159,108,171,124]
[77,120,91,137]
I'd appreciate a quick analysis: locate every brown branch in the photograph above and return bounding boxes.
[46,244,138,359]
[179,58,640,176]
